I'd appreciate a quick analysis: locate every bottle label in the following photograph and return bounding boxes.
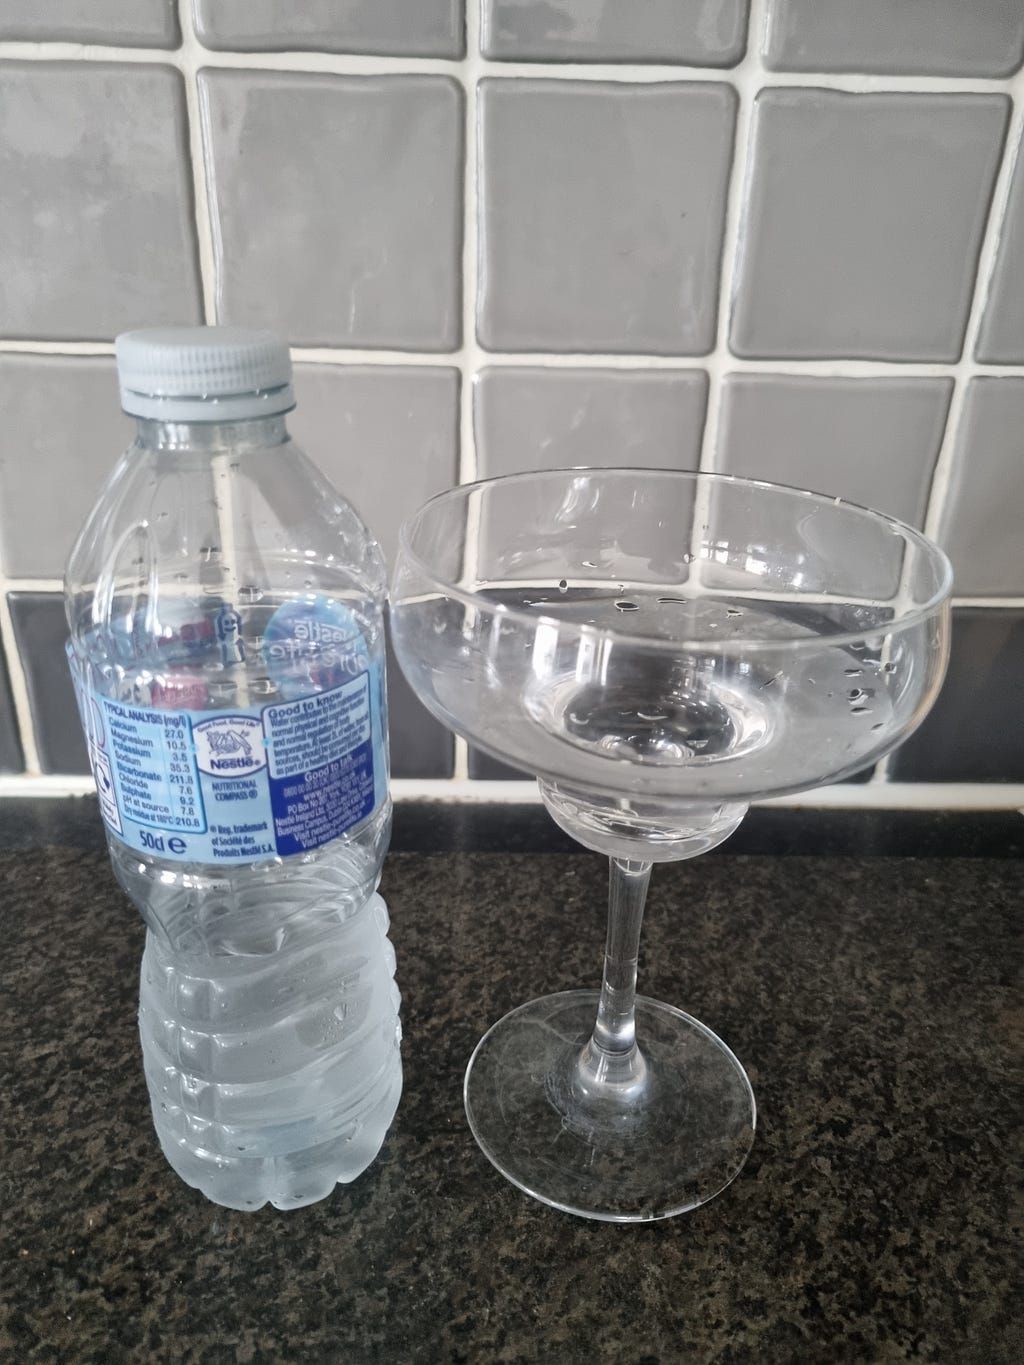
[66,599,388,865]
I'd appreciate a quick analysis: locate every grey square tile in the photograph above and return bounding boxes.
[730,91,1009,362]
[8,593,89,776]
[764,0,1024,77]
[0,0,180,46]
[200,71,463,350]
[0,62,202,341]
[0,356,132,578]
[291,364,459,566]
[0,634,24,774]
[889,609,1024,782]
[385,634,454,779]
[976,143,1024,364]
[481,0,748,65]
[195,0,463,57]
[478,79,737,354]
[716,375,952,526]
[475,367,707,477]
[939,379,1024,597]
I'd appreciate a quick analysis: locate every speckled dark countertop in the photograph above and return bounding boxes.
[1,801,1021,1364]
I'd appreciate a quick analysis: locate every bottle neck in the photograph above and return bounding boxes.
[134,413,290,452]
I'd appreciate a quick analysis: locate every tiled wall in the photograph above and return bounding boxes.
[1,1,1023,796]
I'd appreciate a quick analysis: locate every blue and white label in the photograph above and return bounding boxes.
[66,605,388,865]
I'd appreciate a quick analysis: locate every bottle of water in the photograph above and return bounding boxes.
[64,327,402,1211]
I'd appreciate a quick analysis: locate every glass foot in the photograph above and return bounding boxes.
[464,990,755,1222]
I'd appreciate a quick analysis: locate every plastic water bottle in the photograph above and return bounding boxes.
[64,327,402,1211]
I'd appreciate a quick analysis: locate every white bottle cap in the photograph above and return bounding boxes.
[115,327,295,422]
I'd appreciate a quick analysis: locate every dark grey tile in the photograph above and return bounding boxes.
[976,142,1024,364]
[200,71,463,350]
[195,0,463,56]
[0,0,180,46]
[764,0,1024,77]
[468,748,532,781]
[478,79,737,354]
[939,378,1024,597]
[385,634,454,779]
[481,0,748,65]
[0,633,24,773]
[0,61,201,340]
[730,90,1009,362]
[8,593,89,776]
[474,367,707,477]
[716,375,951,526]
[0,356,132,578]
[889,609,1024,782]
[291,364,460,566]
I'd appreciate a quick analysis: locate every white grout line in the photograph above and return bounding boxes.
[3,772,1023,813]
[177,0,220,323]
[458,2,482,488]
[10,576,1021,613]
[951,596,1024,609]
[3,579,65,594]
[0,340,117,355]
[448,0,484,786]
[6,337,1024,383]
[698,0,764,476]
[923,74,1024,547]
[0,38,1017,95]
[0,592,43,775]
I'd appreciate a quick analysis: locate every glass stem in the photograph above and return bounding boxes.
[577,857,653,1101]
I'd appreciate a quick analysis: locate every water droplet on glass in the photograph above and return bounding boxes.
[657,596,688,606]
[614,600,640,612]
[871,722,884,731]
[848,688,864,700]
[882,662,897,674]
[850,705,870,715]
[238,584,263,604]
[682,553,694,565]
[726,607,742,617]
[844,667,862,677]
[582,560,596,569]
[557,579,568,593]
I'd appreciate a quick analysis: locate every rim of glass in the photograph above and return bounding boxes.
[395,468,954,654]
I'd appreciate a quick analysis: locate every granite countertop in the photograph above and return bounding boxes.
[1,801,1021,1364]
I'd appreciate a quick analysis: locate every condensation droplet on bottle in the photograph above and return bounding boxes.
[844,667,862,677]
[882,662,897,674]
[581,560,596,568]
[848,688,864,700]
[726,607,742,617]
[557,579,568,593]
[614,600,639,612]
